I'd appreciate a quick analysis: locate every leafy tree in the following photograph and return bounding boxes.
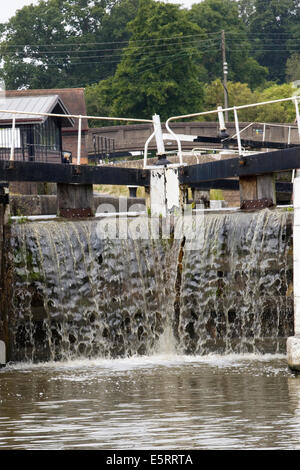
[237,0,256,26]
[85,77,115,126]
[202,79,297,123]
[253,82,297,123]
[98,0,207,121]
[0,0,138,89]
[245,0,300,83]
[187,0,268,89]
[202,79,256,121]
[286,53,300,83]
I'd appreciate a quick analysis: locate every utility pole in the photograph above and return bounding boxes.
[221,30,229,123]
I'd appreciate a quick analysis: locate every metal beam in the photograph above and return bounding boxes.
[179,147,300,185]
[190,179,292,193]
[193,135,300,150]
[0,160,150,186]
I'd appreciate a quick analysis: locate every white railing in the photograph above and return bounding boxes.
[2,95,300,167]
[0,108,152,164]
[223,121,300,146]
[165,95,300,160]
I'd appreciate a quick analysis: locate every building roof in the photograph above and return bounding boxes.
[5,88,88,131]
[0,94,75,127]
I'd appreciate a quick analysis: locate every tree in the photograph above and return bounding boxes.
[187,0,268,89]
[286,53,300,83]
[85,77,115,126]
[245,0,300,83]
[253,82,297,123]
[202,79,257,121]
[202,79,298,123]
[237,0,256,26]
[0,0,138,89]
[99,0,207,121]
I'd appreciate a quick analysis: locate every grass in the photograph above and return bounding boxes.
[93,184,145,198]
[210,189,224,200]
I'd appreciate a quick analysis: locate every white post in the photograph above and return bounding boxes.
[10,117,15,161]
[150,167,181,217]
[294,97,300,142]
[217,106,226,131]
[287,169,300,370]
[233,107,242,155]
[263,123,266,142]
[0,340,5,366]
[153,114,165,155]
[77,116,82,165]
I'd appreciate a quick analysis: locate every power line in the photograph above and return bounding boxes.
[1,43,219,62]
[14,46,211,68]
[0,31,221,49]
[0,39,220,57]
[1,40,220,57]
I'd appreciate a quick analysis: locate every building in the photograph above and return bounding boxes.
[0,94,74,163]
[4,88,89,164]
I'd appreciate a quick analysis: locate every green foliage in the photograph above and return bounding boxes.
[111,0,206,120]
[252,82,297,122]
[210,189,224,200]
[286,53,300,83]
[87,0,206,121]
[244,0,300,83]
[203,79,256,121]
[187,0,268,89]
[202,79,298,123]
[85,77,115,126]
[0,0,138,89]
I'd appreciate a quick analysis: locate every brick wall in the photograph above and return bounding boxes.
[62,130,89,165]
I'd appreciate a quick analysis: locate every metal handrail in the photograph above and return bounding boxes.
[166,95,300,156]
[224,121,300,144]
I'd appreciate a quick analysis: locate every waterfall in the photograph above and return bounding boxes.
[177,209,293,355]
[5,209,293,362]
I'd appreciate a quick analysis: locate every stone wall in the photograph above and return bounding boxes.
[9,194,146,216]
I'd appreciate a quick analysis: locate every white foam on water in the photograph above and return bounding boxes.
[4,352,287,373]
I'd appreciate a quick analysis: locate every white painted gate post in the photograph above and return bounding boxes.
[149,167,182,218]
[287,170,300,370]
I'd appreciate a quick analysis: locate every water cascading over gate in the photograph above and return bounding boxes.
[3,209,294,363]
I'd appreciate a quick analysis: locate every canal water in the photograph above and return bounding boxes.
[1,352,300,450]
[0,210,297,450]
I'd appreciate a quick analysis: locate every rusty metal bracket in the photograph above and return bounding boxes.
[240,198,275,210]
[59,208,93,218]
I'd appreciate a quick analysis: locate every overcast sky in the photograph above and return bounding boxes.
[0,0,199,23]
